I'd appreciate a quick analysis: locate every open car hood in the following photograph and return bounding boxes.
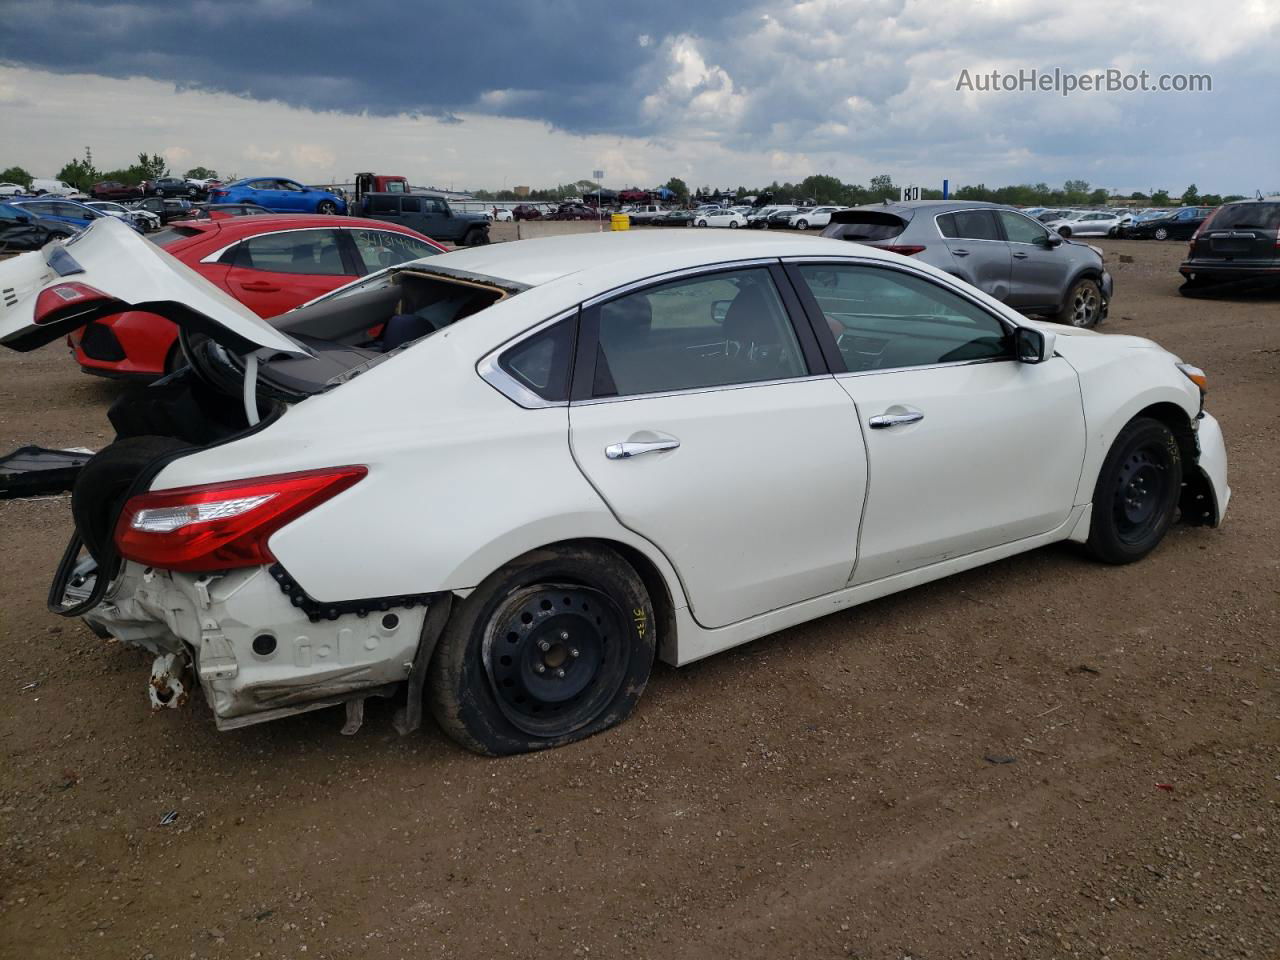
[0,216,309,357]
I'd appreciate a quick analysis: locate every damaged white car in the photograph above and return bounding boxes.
[0,217,1230,754]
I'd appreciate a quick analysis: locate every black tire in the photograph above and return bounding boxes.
[72,436,190,564]
[1107,226,1118,237]
[1085,417,1183,565]
[1056,277,1103,327]
[316,200,338,215]
[1058,226,1072,237]
[187,186,198,198]
[1153,227,1169,241]
[427,544,656,755]
[795,219,809,230]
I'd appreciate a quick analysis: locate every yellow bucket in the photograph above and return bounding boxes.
[611,213,630,231]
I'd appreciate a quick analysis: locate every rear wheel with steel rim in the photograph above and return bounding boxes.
[1056,277,1102,327]
[428,545,656,755]
[795,219,809,230]
[1153,226,1169,241]
[1086,417,1183,564]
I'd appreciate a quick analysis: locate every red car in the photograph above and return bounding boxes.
[68,215,445,378]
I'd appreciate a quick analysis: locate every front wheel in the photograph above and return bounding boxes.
[728,220,739,228]
[795,219,809,230]
[316,200,339,215]
[427,545,656,755]
[696,219,707,227]
[1056,277,1102,327]
[1086,417,1183,564]
[1153,227,1169,241]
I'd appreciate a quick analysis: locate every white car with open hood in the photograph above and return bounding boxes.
[0,217,1230,754]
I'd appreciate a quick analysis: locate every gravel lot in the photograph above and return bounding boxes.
[0,233,1276,960]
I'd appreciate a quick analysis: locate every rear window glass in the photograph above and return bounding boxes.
[1206,203,1280,231]
[829,215,906,241]
[149,226,203,248]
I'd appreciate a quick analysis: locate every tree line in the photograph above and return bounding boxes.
[0,150,221,191]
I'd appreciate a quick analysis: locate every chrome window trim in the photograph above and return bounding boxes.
[834,355,1015,380]
[476,309,578,410]
[573,374,832,407]
[580,258,780,309]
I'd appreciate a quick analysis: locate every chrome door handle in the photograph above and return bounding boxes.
[1012,251,1029,259]
[869,412,924,429]
[605,439,680,460]
[952,248,970,256]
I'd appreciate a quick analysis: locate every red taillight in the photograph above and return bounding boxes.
[114,466,367,572]
[34,282,115,325]
[884,244,926,256]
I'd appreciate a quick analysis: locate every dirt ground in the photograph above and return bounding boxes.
[0,233,1276,960]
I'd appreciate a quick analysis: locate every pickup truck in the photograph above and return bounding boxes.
[622,204,668,224]
[356,191,490,246]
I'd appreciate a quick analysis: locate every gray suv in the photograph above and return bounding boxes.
[822,200,1112,326]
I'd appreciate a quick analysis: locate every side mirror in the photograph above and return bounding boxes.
[1043,233,1063,247]
[1015,326,1056,364]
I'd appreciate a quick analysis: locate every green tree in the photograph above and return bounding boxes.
[1088,188,1109,205]
[56,157,99,191]
[0,166,32,188]
[868,173,897,199]
[1181,183,1199,204]
[1150,189,1171,206]
[663,177,689,200]
[1198,193,1222,206]
[1063,179,1090,204]
[136,153,168,180]
[185,166,218,180]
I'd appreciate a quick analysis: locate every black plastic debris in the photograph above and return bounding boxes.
[0,446,92,499]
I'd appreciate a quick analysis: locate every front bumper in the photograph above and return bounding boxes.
[83,563,429,729]
[1194,411,1231,524]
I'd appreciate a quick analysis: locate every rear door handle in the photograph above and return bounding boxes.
[1012,251,1029,259]
[869,411,924,429]
[239,281,279,292]
[605,438,680,459]
[952,248,970,257]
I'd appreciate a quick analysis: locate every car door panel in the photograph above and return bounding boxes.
[939,210,1011,300]
[570,379,867,628]
[838,359,1084,583]
[997,211,1070,311]
[219,229,355,317]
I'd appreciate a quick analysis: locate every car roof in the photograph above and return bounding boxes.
[421,229,906,291]
[160,214,445,249]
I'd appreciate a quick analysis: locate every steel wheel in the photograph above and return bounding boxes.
[1154,227,1168,241]
[483,584,629,738]
[1111,446,1172,546]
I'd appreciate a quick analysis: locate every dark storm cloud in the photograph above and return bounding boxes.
[0,0,745,132]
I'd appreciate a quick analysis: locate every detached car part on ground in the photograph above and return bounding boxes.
[0,219,1229,754]
[823,201,1112,327]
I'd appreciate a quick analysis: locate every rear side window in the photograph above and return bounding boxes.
[369,195,398,214]
[1205,203,1280,231]
[498,316,576,402]
[400,197,421,213]
[945,210,1001,241]
[226,229,348,276]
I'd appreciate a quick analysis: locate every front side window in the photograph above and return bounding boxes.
[348,230,439,272]
[400,197,422,214]
[370,195,398,214]
[998,210,1049,244]
[225,229,348,275]
[795,264,1011,372]
[591,268,806,399]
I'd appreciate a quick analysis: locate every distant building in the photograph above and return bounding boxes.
[513,185,530,197]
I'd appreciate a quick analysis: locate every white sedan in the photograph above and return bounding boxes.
[0,219,1229,754]
[0,182,27,197]
[695,208,748,228]
[492,208,514,222]
[789,206,845,230]
[1046,211,1124,237]
[86,200,160,232]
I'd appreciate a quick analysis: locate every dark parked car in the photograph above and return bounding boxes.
[0,201,73,250]
[822,200,1113,327]
[512,204,543,221]
[1122,206,1217,240]
[130,196,199,224]
[151,176,203,198]
[1179,200,1280,294]
[652,209,695,226]
[550,203,608,221]
[90,180,143,201]
[356,192,490,245]
[12,198,117,232]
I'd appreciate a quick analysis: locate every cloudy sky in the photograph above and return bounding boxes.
[1,0,1278,194]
